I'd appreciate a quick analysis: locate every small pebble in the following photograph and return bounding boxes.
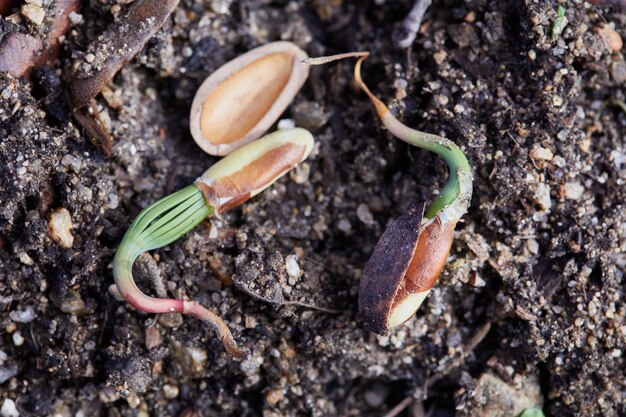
[68,11,83,24]
[9,306,37,323]
[21,4,45,25]
[285,255,302,280]
[184,347,207,373]
[1,399,19,417]
[61,154,82,172]
[277,119,295,130]
[564,182,585,200]
[290,162,310,184]
[356,203,375,225]
[532,183,552,211]
[529,146,553,161]
[265,387,285,405]
[163,384,179,399]
[48,208,74,248]
[145,326,161,350]
[526,239,539,255]
[337,218,352,234]
[12,332,24,347]
[596,25,623,52]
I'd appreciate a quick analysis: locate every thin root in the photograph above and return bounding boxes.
[302,51,369,66]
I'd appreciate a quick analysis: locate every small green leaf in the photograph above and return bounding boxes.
[520,408,546,417]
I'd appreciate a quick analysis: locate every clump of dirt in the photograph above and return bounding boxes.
[1,1,625,416]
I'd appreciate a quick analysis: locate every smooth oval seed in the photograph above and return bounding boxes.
[190,42,309,156]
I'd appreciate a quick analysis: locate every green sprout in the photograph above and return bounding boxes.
[551,5,567,40]
[113,128,314,357]
[352,54,473,334]
[520,408,546,417]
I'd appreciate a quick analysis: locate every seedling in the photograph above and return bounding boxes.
[551,5,567,40]
[113,129,314,357]
[354,55,473,335]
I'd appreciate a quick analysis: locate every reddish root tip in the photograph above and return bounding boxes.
[222,336,248,358]
[183,300,247,358]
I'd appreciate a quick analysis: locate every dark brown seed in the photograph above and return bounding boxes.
[358,203,456,335]
[358,204,425,336]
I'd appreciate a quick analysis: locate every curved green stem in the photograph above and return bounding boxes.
[112,184,246,358]
[354,56,473,222]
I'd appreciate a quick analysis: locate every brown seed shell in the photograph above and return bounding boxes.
[189,42,309,156]
[358,204,456,335]
[358,204,425,336]
[196,141,306,213]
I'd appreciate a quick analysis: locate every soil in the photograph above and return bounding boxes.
[1,1,626,416]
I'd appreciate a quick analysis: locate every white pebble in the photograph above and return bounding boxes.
[564,182,584,200]
[356,203,375,225]
[277,119,295,130]
[12,332,24,347]
[285,255,302,281]
[21,4,45,25]
[9,306,37,323]
[532,183,552,211]
[1,399,19,417]
[48,208,74,248]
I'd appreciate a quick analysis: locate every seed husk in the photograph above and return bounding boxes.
[358,204,456,335]
[190,42,309,156]
[195,127,314,213]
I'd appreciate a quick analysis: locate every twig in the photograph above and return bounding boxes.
[394,0,433,49]
[382,396,413,417]
[424,322,492,389]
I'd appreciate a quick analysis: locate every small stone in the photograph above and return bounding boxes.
[48,208,74,248]
[290,162,310,184]
[1,399,19,417]
[59,291,88,314]
[277,119,295,130]
[21,4,45,25]
[434,94,449,106]
[183,347,207,373]
[595,25,623,52]
[210,0,231,14]
[108,284,124,301]
[18,251,33,265]
[163,384,179,399]
[285,255,302,280]
[61,154,82,172]
[85,53,95,63]
[552,95,563,107]
[99,386,120,403]
[245,315,257,329]
[265,387,285,405]
[364,383,389,408]
[356,203,375,225]
[529,146,553,161]
[564,182,584,200]
[12,332,24,347]
[145,326,161,350]
[9,306,36,323]
[337,218,352,234]
[532,183,552,211]
[526,239,539,255]
[68,11,83,24]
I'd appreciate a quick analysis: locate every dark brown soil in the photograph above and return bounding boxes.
[1,1,625,416]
